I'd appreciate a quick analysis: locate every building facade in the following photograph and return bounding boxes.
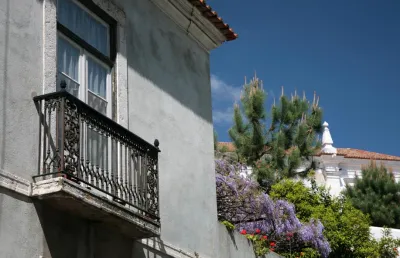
[314,122,400,196]
[0,1,272,258]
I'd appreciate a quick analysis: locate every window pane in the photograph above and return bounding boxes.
[57,72,80,97]
[88,57,107,98]
[88,91,107,115]
[58,37,79,81]
[58,0,109,56]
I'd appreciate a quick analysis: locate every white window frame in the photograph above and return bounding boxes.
[57,0,111,57]
[44,0,128,126]
[57,32,112,117]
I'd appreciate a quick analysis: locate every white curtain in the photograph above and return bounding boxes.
[57,37,80,96]
[57,0,110,173]
[58,0,109,56]
[87,56,108,115]
[88,57,107,98]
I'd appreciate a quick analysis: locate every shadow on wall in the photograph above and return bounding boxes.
[123,0,213,124]
[132,240,173,258]
[34,202,134,258]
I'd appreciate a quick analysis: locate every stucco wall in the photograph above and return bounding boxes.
[0,0,43,179]
[113,0,218,257]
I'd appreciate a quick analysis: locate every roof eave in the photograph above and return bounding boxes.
[150,0,236,51]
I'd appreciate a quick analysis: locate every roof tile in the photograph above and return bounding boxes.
[217,142,400,161]
[187,0,238,41]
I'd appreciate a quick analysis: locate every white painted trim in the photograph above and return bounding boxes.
[90,0,128,128]
[148,0,227,52]
[0,169,32,196]
[43,0,58,94]
[115,24,128,128]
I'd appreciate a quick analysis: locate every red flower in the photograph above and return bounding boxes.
[270,242,276,247]
[262,235,268,240]
[255,229,261,234]
[286,237,291,241]
[286,232,294,237]
[240,229,247,235]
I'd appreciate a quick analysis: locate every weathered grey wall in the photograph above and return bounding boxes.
[0,188,43,257]
[0,0,44,256]
[0,0,43,179]
[114,0,219,257]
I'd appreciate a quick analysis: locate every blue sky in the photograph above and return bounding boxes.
[209,0,400,156]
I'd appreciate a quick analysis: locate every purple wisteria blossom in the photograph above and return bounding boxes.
[299,219,331,258]
[215,159,331,257]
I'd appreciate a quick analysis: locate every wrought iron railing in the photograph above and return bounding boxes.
[33,82,160,226]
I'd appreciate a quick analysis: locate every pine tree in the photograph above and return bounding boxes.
[229,75,323,188]
[214,129,218,151]
[345,161,400,228]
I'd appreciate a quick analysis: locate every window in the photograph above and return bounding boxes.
[57,0,116,172]
[56,0,114,115]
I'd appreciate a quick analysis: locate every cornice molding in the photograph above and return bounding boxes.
[149,0,227,52]
[0,169,32,196]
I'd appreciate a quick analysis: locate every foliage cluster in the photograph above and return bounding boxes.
[228,76,322,189]
[345,162,400,228]
[270,179,400,257]
[215,159,331,257]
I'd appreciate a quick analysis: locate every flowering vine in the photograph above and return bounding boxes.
[215,159,331,257]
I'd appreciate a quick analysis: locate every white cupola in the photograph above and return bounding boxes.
[321,121,337,155]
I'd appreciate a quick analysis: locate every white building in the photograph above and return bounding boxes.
[314,121,400,196]
[219,121,400,197]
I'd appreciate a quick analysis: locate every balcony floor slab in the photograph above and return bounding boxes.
[31,177,160,239]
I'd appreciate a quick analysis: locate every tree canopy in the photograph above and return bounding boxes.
[345,161,400,228]
[228,76,322,189]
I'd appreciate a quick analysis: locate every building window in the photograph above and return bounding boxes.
[56,0,117,170]
[56,0,116,116]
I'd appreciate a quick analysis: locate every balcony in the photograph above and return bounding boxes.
[32,83,160,239]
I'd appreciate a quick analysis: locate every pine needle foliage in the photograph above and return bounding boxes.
[345,161,400,228]
[229,75,323,188]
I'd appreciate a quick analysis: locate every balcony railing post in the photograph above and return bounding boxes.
[154,139,160,220]
[59,81,66,173]
[77,113,82,179]
[37,99,43,176]
[43,100,48,174]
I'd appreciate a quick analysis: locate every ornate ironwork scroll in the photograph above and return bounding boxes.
[33,89,160,226]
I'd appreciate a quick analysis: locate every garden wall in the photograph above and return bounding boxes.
[217,223,283,258]
[370,226,400,240]
[371,227,400,258]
